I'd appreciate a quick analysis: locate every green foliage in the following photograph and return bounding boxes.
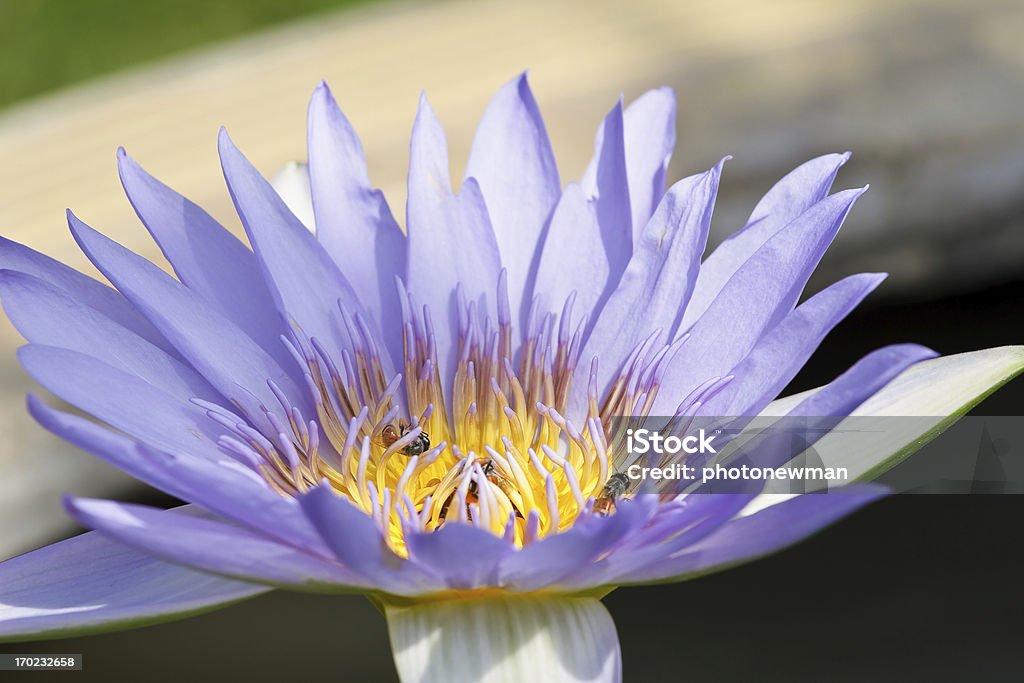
[0,0,373,108]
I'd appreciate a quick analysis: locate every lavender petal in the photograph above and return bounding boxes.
[65,499,368,590]
[117,149,296,375]
[0,529,266,642]
[465,72,561,328]
[683,152,851,328]
[307,83,406,370]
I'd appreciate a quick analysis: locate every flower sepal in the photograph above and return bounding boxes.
[381,592,622,683]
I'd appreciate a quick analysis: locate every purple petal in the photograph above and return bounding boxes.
[0,236,174,356]
[117,149,296,375]
[499,497,653,592]
[28,397,329,554]
[704,345,939,476]
[533,101,632,328]
[65,499,368,590]
[654,188,866,414]
[747,152,852,233]
[0,270,219,404]
[580,100,632,223]
[465,73,560,326]
[20,346,227,462]
[406,94,502,397]
[67,211,303,432]
[218,129,390,376]
[789,344,938,418]
[0,528,266,642]
[699,272,887,416]
[621,87,677,239]
[405,523,512,589]
[616,485,887,584]
[683,153,850,328]
[299,485,445,596]
[528,185,604,322]
[572,159,724,417]
[307,83,406,369]
[558,494,753,590]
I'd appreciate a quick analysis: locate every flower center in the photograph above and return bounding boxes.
[207,276,700,556]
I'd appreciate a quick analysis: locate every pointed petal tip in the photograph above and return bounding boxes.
[831,185,869,205]
[309,79,337,111]
[115,147,150,191]
[848,271,888,288]
[65,211,108,257]
[216,126,233,152]
[25,391,47,416]
[65,208,92,237]
[217,128,257,182]
[115,150,135,180]
[60,493,84,520]
[416,89,431,111]
[510,70,537,98]
[713,155,732,172]
[412,91,442,134]
[857,271,888,292]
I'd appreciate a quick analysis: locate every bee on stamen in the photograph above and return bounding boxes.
[376,421,430,457]
[467,459,497,497]
[438,459,520,522]
[593,472,630,516]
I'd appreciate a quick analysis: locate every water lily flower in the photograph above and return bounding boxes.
[0,73,1021,682]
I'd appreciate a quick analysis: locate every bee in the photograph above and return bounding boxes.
[438,459,520,522]
[593,473,630,516]
[467,460,498,497]
[377,421,431,457]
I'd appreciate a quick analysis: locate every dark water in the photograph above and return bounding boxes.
[8,280,1024,682]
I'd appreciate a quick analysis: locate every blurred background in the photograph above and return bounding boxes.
[1,0,1022,680]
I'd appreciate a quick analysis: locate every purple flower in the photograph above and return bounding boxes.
[0,74,1021,681]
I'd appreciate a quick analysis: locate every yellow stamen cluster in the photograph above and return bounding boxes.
[246,291,668,557]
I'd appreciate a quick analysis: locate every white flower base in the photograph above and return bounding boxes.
[385,594,621,683]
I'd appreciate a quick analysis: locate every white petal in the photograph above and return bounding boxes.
[815,345,1024,480]
[270,161,315,233]
[743,346,1024,514]
[385,595,620,683]
[842,346,1024,417]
